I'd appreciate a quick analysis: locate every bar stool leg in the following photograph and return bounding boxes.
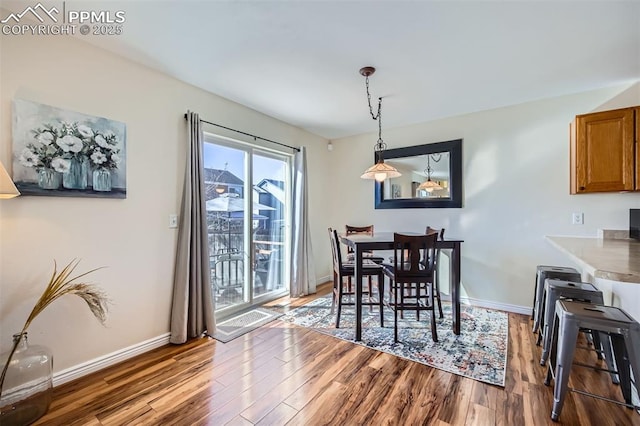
[531,272,538,320]
[611,334,633,406]
[598,332,620,385]
[622,328,640,408]
[551,316,580,422]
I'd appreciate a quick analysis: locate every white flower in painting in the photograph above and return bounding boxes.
[56,135,83,153]
[19,148,39,168]
[77,124,94,138]
[95,134,110,149]
[51,157,70,173]
[37,131,54,145]
[90,149,107,165]
[60,121,74,132]
[110,153,121,164]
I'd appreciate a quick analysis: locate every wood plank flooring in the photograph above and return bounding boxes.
[33,283,640,425]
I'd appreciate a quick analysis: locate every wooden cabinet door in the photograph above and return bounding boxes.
[636,107,640,190]
[571,107,635,193]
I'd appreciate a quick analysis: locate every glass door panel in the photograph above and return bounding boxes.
[204,142,250,313]
[252,152,289,301]
[204,136,290,316]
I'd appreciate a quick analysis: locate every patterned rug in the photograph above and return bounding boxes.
[212,307,282,343]
[280,295,508,387]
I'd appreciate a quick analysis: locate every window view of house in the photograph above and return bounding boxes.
[204,139,289,313]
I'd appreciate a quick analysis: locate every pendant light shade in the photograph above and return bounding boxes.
[417,179,443,192]
[0,161,20,199]
[417,153,443,192]
[361,160,402,182]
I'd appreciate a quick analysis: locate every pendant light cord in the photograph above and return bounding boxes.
[364,75,386,150]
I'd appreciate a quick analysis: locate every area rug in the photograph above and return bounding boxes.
[212,307,282,343]
[280,295,508,387]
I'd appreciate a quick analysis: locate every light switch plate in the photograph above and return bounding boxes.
[169,214,178,228]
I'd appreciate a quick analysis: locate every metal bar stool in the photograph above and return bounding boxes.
[544,300,640,422]
[532,266,581,334]
[538,279,618,385]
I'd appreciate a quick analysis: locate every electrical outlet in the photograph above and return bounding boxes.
[169,214,178,228]
[572,212,584,225]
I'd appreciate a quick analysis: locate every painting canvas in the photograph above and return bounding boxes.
[391,183,401,199]
[12,99,126,198]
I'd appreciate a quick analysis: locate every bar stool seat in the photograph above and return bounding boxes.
[532,266,581,334]
[544,300,640,422]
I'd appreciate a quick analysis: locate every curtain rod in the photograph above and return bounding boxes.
[184,114,300,152]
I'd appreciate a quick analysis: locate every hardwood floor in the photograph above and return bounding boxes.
[34,283,640,425]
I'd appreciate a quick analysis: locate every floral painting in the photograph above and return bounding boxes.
[12,99,126,198]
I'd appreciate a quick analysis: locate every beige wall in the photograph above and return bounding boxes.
[0,33,331,373]
[328,82,640,311]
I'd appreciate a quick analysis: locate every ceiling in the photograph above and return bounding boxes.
[3,1,639,139]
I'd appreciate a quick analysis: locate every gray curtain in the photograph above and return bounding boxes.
[290,146,316,296]
[169,111,215,344]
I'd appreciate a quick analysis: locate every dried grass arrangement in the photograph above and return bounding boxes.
[0,259,110,398]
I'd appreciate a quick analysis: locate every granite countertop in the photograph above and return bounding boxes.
[546,236,640,284]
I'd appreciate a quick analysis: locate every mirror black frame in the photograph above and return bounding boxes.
[374,139,463,209]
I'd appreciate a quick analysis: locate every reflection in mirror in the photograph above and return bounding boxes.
[374,139,462,209]
[383,152,451,200]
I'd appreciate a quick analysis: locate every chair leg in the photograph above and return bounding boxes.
[368,275,373,312]
[336,276,344,328]
[330,272,337,314]
[378,273,384,327]
[430,283,438,342]
[434,271,443,319]
[394,284,400,343]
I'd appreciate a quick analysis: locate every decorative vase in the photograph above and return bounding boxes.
[62,157,87,190]
[92,169,112,192]
[0,333,53,426]
[37,169,60,190]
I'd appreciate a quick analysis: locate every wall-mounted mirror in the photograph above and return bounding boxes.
[374,139,463,209]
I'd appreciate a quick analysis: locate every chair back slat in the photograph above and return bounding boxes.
[345,225,374,254]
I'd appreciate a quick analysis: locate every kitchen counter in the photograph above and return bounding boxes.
[546,236,640,284]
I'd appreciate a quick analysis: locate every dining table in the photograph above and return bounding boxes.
[340,231,464,341]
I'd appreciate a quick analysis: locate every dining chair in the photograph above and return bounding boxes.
[384,232,439,342]
[328,228,385,328]
[426,226,445,318]
[345,224,385,295]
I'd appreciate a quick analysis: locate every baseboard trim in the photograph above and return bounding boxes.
[460,296,530,315]
[53,333,171,386]
[437,293,529,315]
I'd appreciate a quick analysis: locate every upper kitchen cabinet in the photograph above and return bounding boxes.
[570,106,639,194]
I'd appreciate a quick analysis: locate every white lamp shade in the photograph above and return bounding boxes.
[417,179,443,192]
[360,161,401,182]
[0,161,20,199]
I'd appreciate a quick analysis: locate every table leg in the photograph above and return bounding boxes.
[452,242,461,335]
[355,247,363,341]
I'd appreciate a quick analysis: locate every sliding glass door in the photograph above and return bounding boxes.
[203,134,290,316]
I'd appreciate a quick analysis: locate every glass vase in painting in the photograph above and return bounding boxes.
[62,157,88,190]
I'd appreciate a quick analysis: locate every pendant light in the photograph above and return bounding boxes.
[0,161,20,199]
[417,154,443,192]
[359,67,401,182]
